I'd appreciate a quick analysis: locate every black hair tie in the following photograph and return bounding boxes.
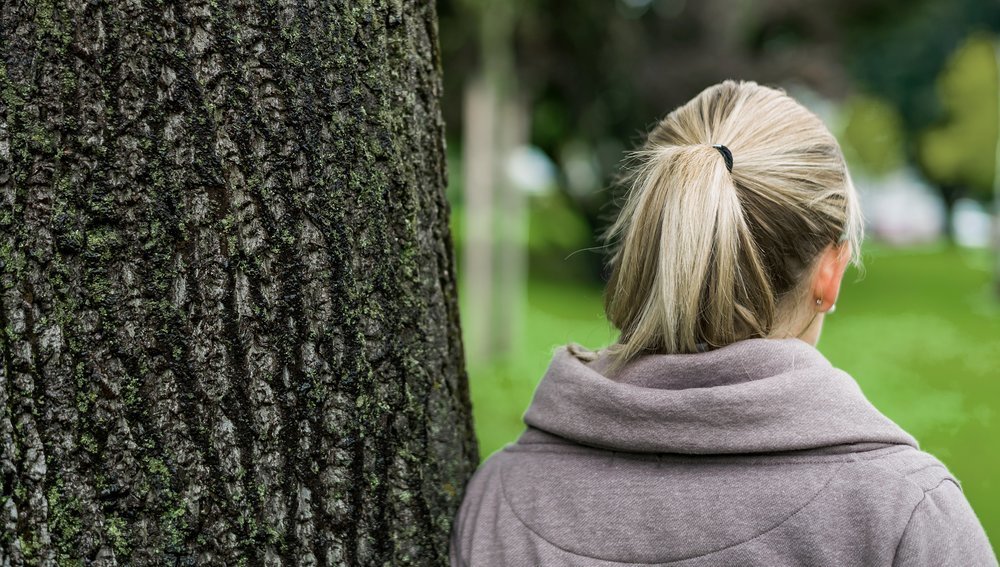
[712,144,733,173]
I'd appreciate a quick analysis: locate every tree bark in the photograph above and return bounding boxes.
[0,0,477,564]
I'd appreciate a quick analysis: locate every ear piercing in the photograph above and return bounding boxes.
[815,298,836,313]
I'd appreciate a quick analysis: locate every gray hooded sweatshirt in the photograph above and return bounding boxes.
[451,338,996,566]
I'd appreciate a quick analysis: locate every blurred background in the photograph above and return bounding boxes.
[438,0,1000,547]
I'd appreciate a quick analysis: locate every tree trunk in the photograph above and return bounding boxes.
[0,0,477,564]
[460,0,525,366]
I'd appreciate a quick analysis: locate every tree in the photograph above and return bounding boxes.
[0,0,477,564]
[920,34,999,203]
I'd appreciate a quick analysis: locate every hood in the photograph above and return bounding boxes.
[523,338,917,454]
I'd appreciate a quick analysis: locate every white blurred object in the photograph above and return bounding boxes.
[858,169,946,245]
[506,145,557,195]
[618,0,653,18]
[952,198,992,248]
[560,140,601,197]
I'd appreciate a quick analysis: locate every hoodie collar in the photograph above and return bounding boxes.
[523,338,917,454]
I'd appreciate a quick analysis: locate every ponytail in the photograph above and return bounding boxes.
[598,81,862,369]
[604,145,772,365]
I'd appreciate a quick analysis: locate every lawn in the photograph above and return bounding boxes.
[463,243,1000,548]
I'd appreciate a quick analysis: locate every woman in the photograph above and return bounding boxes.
[450,81,996,566]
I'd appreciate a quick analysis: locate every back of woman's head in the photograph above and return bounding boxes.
[603,80,862,364]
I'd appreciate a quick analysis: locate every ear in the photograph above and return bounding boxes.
[811,242,851,312]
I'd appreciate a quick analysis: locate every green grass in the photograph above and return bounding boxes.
[463,243,1000,546]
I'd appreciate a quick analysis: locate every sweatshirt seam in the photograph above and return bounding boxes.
[497,457,847,564]
[857,459,954,492]
[891,477,957,566]
[503,442,911,465]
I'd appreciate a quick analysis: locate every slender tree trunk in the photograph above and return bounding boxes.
[460,0,525,365]
[460,76,496,366]
[0,0,477,564]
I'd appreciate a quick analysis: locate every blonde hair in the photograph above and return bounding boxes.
[600,80,863,366]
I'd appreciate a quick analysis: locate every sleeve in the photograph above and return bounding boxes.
[449,488,470,567]
[449,463,486,567]
[450,511,468,567]
[893,479,998,567]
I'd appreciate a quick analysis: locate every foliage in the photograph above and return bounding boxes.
[920,34,1000,199]
[840,94,906,176]
[846,0,1000,137]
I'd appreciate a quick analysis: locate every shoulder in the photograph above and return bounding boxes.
[879,449,997,566]
[450,443,519,549]
[824,445,958,523]
[454,430,581,514]
[840,446,996,566]
[851,445,956,492]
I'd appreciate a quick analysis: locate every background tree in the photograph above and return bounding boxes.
[0,0,477,564]
[919,35,999,203]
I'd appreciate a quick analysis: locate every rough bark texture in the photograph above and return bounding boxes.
[0,0,478,564]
